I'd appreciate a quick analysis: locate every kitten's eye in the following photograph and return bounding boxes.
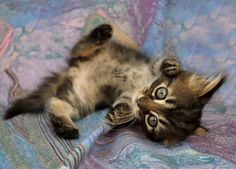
[148,115,158,127]
[155,87,168,100]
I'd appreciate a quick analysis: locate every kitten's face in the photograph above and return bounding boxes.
[137,71,224,146]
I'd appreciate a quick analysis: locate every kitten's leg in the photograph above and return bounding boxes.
[46,97,79,139]
[111,23,139,50]
[71,24,113,58]
[106,92,136,126]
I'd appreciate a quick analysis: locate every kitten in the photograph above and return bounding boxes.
[4,24,224,145]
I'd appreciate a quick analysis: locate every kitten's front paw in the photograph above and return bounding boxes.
[106,103,133,125]
[161,58,181,76]
[90,24,113,44]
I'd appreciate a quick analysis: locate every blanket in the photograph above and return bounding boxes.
[0,0,236,169]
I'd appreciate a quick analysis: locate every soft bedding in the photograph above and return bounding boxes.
[0,1,236,168]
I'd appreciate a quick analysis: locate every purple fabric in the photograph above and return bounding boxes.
[0,0,236,169]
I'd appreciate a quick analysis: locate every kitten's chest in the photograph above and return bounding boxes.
[109,62,154,89]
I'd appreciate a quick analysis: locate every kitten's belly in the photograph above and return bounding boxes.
[69,56,154,107]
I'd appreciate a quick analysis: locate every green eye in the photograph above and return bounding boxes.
[148,115,158,127]
[155,87,168,100]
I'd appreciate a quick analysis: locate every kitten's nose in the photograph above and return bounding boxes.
[137,97,149,112]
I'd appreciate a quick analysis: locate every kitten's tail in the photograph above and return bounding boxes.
[4,73,61,119]
[4,94,45,119]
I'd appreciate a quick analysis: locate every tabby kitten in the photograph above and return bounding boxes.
[4,24,224,146]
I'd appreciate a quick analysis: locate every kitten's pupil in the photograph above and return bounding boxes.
[148,115,158,127]
[155,87,168,100]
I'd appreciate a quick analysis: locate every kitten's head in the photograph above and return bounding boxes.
[136,71,225,146]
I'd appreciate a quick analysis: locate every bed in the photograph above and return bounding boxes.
[0,0,236,168]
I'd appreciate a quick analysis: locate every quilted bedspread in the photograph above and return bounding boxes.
[0,0,236,169]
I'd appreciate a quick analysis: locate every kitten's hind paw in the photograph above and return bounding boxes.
[90,24,113,44]
[55,125,79,139]
[50,115,79,139]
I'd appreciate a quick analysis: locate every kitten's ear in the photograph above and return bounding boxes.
[189,73,225,98]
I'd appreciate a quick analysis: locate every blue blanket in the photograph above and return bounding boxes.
[0,0,236,168]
